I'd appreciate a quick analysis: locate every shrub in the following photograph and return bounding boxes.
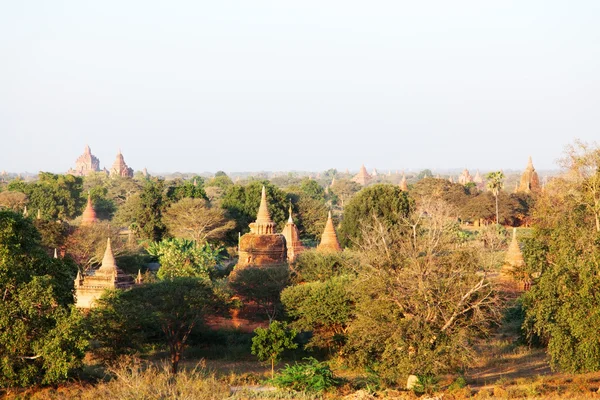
[272,357,338,393]
[412,374,439,395]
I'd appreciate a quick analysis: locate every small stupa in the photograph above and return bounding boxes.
[81,192,98,226]
[237,186,287,268]
[75,238,135,308]
[502,228,525,277]
[473,170,485,190]
[352,165,372,186]
[516,156,541,194]
[399,173,408,191]
[282,206,304,263]
[317,211,342,253]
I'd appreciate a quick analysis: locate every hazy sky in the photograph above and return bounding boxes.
[1,1,599,173]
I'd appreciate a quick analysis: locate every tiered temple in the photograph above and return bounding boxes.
[473,170,485,190]
[110,150,134,178]
[352,165,372,186]
[458,169,474,185]
[317,211,342,252]
[68,145,101,176]
[282,206,304,263]
[237,186,287,268]
[81,192,98,226]
[74,238,135,308]
[516,156,541,194]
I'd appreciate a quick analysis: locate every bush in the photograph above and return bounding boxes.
[413,374,439,395]
[272,357,338,393]
[77,358,229,399]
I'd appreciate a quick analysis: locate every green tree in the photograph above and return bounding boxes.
[165,178,207,203]
[281,276,354,352]
[523,142,600,372]
[229,265,290,322]
[0,211,87,388]
[92,278,220,374]
[345,198,500,382]
[485,171,505,224]
[136,179,167,241]
[9,173,84,220]
[338,184,411,247]
[329,179,361,208]
[148,238,223,281]
[251,321,298,378]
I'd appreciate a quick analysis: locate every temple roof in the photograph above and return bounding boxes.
[352,164,372,186]
[256,186,273,225]
[318,211,342,252]
[505,228,525,268]
[81,192,98,226]
[96,238,118,276]
[399,173,408,191]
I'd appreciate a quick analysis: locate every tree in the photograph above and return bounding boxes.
[338,184,411,247]
[0,211,87,388]
[64,222,127,272]
[165,178,207,203]
[8,173,84,220]
[136,179,167,241]
[522,142,600,372]
[229,265,289,322]
[329,179,361,208]
[485,171,505,225]
[345,198,501,382]
[147,238,223,281]
[0,191,28,211]
[251,321,298,378]
[163,198,235,243]
[93,278,220,374]
[281,276,354,353]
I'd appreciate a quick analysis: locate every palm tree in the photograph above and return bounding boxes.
[486,171,505,224]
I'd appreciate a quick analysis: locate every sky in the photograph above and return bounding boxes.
[1,1,599,174]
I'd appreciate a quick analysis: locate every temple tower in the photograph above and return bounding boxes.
[317,211,342,253]
[68,145,101,176]
[352,165,372,186]
[516,156,541,194]
[75,238,134,308]
[458,169,474,185]
[237,186,287,268]
[110,150,134,178]
[282,206,304,263]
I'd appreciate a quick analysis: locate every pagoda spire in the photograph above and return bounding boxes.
[399,173,408,191]
[136,269,143,284]
[53,248,58,259]
[97,238,117,275]
[287,205,294,224]
[256,186,273,225]
[317,211,342,252]
[81,191,98,226]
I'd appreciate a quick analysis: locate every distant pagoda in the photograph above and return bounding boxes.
[458,169,474,185]
[80,192,98,226]
[473,170,485,190]
[110,150,134,178]
[282,206,304,263]
[399,173,408,191]
[75,238,135,309]
[516,156,541,194]
[68,145,100,176]
[237,186,287,268]
[317,211,342,253]
[352,164,372,186]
